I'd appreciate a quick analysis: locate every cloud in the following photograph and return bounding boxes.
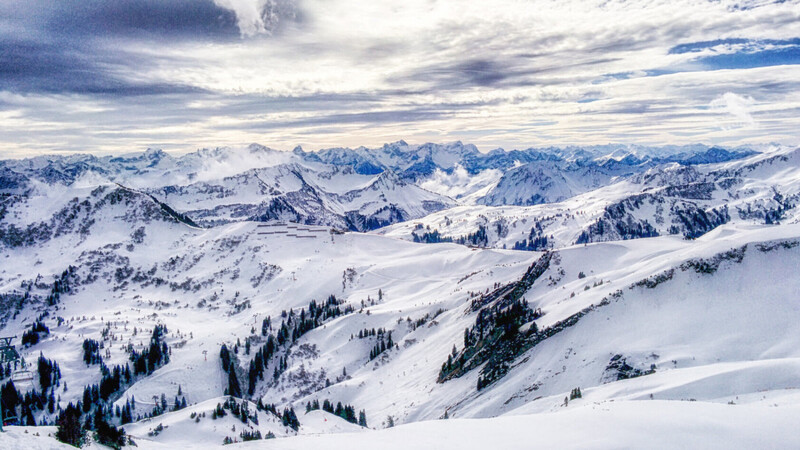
[710,92,757,128]
[1,0,799,156]
[212,0,300,36]
[0,0,240,40]
[419,165,503,201]
[0,36,207,96]
[0,0,234,95]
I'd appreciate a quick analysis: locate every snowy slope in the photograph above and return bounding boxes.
[379,146,800,249]
[4,398,800,449]
[0,142,760,235]
[0,142,797,448]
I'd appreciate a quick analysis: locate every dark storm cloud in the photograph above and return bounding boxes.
[0,0,237,96]
[391,55,621,94]
[0,36,206,96]
[389,58,512,91]
[2,0,239,40]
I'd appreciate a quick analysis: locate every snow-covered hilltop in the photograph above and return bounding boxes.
[0,141,760,233]
[0,142,798,448]
[380,145,800,250]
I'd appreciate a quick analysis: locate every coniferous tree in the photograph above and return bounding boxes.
[56,403,85,447]
[227,362,242,398]
[358,410,367,427]
[95,415,126,449]
[281,407,299,430]
[48,389,56,414]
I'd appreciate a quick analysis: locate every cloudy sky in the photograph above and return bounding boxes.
[1,0,799,157]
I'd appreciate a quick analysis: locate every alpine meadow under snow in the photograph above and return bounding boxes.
[0,142,799,448]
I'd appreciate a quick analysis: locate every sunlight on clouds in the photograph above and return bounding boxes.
[711,92,757,129]
[213,0,267,36]
[1,0,799,154]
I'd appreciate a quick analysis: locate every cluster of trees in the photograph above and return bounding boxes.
[413,225,490,247]
[54,324,175,447]
[356,327,386,339]
[1,350,69,426]
[119,397,137,424]
[412,228,453,244]
[405,308,445,332]
[55,402,126,448]
[21,319,49,346]
[440,297,541,384]
[212,396,259,426]
[575,217,659,244]
[513,234,551,251]
[235,398,299,431]
[222,430,275,445]
[456,225,489,247]
[227,295,355,399]
[37,354,61,392]
[3,324,176,448]
[277,296,354,344]
[305,399,367,427]
[97,363,132,401]
[129,324,169,375]
[1,380,49,426]
[239,430,266,441]
[281,407,300,430]
[246,337,277,396]
[672,205,730,239]
[219,344,243,398]
[76,325,171,424]
[55,403,85,447]
[513,222,553,251]
[368,331,393,361]
[14,357,128,448]
[46,266,76,306]
[569,387,582,400]
[82,339,103,365]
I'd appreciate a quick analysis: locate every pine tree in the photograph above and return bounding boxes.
[227,362,242,398]
[56,403,85,447]
[358,409,368,427]
[48,389,56,414]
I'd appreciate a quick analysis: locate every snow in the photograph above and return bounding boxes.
[297,409,364,435]
[379,146,800,249]
[4,398,799,449]
[1,144,799,448]
[123,397,295,447]
[237,401,800,450]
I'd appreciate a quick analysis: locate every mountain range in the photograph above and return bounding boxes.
[0,141,798,449]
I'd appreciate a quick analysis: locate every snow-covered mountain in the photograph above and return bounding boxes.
[381,146,800,250]
[0,144,456,232]
[0,141,758,235]
[0,142,797,448]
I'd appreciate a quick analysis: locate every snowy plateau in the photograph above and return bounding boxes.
[0,141,799,449]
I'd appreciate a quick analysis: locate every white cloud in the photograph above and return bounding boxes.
[212,0,298,37]
[212,0,267,37]
[419,165,503,202]
[710,92,757,128]
[4,0,800,155]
